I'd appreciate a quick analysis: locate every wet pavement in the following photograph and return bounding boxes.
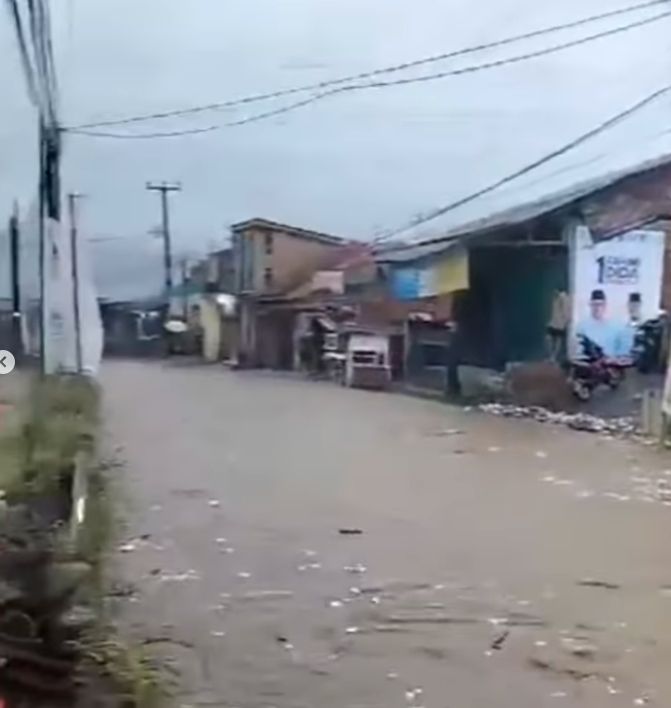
[101,360,671,708]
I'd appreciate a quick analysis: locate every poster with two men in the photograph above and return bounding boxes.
[569,225,665,360]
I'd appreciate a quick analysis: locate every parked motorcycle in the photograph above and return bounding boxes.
[568,334,629,401]
[632,314,665,373]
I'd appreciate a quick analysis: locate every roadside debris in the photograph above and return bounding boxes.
[490,630,510,650]
[561,636,597,659]
[239,590,293,601]
[157,569,201,582]
[405,687,423,702]
[298,562,322,571]
[479,403,636,436]
[577,578,620,590]
[344,563,367,574]
[528,657,595,681]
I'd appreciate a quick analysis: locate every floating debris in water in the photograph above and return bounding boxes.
[329,600,344,608]
[345,626,360,634]
[338,528,363,535]
[487,446,502,453]
[236,571,252,579]
[208,499,221,508]
[535,451,548,459]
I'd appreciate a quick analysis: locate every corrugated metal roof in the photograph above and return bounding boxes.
[375,237,461,264]
[378,151,671,263]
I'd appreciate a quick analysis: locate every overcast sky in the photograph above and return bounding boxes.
[2,0,671,298]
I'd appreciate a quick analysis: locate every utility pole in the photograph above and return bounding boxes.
[67,193,84,373]
[146,182,181,305]
[9,201,23,362]
[179,256,189,319]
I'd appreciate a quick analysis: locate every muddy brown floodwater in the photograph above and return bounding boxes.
[102,360,671,708]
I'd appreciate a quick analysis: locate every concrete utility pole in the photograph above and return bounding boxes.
[179,256,189,321]
[146,182,181,301]
[9,201,22,362]
[67,192,84,373]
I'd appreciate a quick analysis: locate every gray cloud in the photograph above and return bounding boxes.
[3,0,671,298]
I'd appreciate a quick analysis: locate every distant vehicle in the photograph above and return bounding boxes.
[345,333,391,390]
[568,334,629,401]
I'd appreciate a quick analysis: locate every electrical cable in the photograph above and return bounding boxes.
[66,9,671,139]
[25,0,57,126]
[373,83,671,244]
[65,0,670,131]
[4,0,40,107]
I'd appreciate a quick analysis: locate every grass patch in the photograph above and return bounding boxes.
[0,375,169,705]
[0,375,99,497]
[83,635,165,708]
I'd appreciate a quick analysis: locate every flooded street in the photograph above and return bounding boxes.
[102,360,671,708]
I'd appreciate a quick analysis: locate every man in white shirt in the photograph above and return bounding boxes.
[575,289,628,359]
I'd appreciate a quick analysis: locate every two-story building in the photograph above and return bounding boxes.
[232,218,349,367]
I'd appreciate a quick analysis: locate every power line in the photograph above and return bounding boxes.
[65,0,669,132]
[374,83,671,244]
[4,0,40,107]
[65,9,671,140]
[26,0,58,126]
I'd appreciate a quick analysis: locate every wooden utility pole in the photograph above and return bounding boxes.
[146,182,181,302]
[67,193,84,372]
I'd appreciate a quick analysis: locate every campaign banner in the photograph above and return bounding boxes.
[569,226,664,358]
